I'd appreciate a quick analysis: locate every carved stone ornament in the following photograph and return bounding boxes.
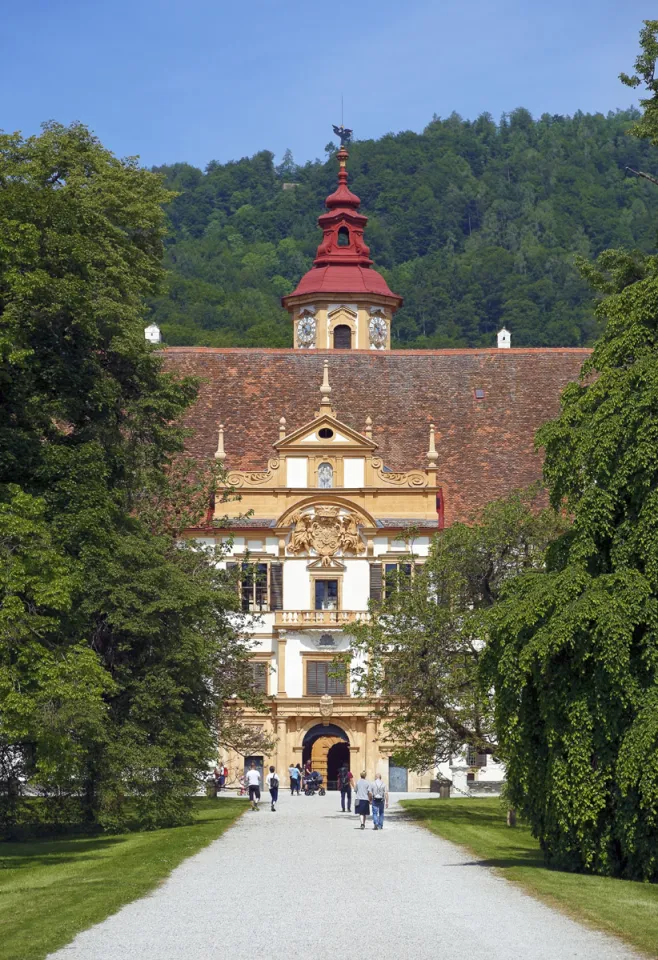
[297,311,317,348]
[371,457,427,488]
[369,312,388,349]
[319,694,334,718]
[288,505,366,565]
[227,459,280,487]
[317,632,336,648]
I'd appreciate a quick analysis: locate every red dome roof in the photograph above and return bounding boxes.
[288,264,398,298]
[283,147,402,307]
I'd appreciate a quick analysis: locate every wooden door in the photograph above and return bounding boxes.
[310,736,344,786]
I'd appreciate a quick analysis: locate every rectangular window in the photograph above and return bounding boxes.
[240,562,269,612]
[306,660,347,696]
[314,579,338,610]
[466,747,488,767]
[384,562,413,597]
[250,661,268,695]
[286,457,308,487]
[343,457,365,487]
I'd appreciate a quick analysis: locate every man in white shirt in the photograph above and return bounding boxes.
[245,762,261,811]
[371,773,389,830]
[266,766,280,812]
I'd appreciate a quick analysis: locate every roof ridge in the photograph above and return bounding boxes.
[162,346,592,356]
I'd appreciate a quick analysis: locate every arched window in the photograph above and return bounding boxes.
[333,324,352,349]
[337,226,350,247]
[318,462,333,488]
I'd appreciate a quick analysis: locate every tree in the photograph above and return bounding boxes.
[349,491,564,773]
[620,20,658,146]
[0,123,266,830]
[483,249,658,881]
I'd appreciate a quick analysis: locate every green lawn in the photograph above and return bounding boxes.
[401,798,658,958]
[0,797,246,960]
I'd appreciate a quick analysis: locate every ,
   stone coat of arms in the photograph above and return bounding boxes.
[319,694,334,718]
[289,505,365,566]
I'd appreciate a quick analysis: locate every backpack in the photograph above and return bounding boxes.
[372,779,385,800]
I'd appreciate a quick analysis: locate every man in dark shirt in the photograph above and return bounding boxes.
[338,766,354,812]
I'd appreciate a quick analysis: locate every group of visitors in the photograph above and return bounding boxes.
[288,762,303,794]
[339,766,389,829]
[245,762,280,811]
[241,761,389,829]
[212,763,228,795]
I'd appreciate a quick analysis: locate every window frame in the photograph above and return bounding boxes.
[238,560,271,612]
[383,560,419,599]
[303,655,348,697]
[311,576,341,611]
[466,746,488,768]
[333,324,352,349]
[249,660,269,696]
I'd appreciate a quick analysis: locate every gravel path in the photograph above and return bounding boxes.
[48,792,640,959]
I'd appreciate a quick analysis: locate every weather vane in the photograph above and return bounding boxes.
[332,124,353,147]
[333,97,352,149]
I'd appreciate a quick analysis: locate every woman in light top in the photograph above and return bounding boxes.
[353,771,371,830]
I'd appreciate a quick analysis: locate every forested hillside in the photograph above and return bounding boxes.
[150,108,658,348]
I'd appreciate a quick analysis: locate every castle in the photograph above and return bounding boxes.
[158,145,588,793]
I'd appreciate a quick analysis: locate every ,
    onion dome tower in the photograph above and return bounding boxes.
[283,142,402,350]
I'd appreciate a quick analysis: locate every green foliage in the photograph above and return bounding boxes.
[620,20,658,145]
[0,124,263,832]
[149,109,658,348]
[483,251,658,880]
[350,491,564,772]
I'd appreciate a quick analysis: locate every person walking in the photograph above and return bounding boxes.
[212,763,223,797]
[338,765,353,812]
[295,763,303,795]
[266,765,279,812]
[289,762,300,795]
[353,771,371,830]
[245,762,261,811]
[370,772,389,830]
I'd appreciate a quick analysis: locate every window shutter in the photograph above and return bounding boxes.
[251,662,267,694]
[270,562,283,611]
[370,563,382,602]
[306,661,321,696]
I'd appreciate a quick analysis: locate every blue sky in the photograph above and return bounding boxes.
[1,0,649,170]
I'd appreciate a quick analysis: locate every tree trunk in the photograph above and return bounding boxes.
[507,807,517,827]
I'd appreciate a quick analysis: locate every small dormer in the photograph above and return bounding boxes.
[145,322,162,344]
[497,327,511,349]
